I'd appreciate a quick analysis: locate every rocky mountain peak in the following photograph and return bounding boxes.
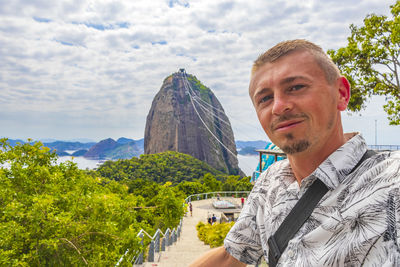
[144,70,242,175]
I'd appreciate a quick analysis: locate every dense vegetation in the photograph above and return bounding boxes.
[196,221,234,248]
[96,152,253,196]
[0,140,183,265]
[328,1,400,124]
[0,139,253,265]
[96,151,224,183]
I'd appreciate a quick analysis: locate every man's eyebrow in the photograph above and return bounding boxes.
[253,87,271,99]
[280,76,311,85]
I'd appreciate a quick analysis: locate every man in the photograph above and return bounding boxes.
[212,214,217,224]
[189,39,400,266]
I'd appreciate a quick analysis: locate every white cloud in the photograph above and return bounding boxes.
[0,0,398,144]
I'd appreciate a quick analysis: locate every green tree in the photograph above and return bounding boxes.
[176,180,208,196]
[234,177,253,192]
[222,175,240,191]
[96,151,223,184]
[0,139,148,266]
[202,173,221,192]
[153,182,185,230]
[328,1,400,124]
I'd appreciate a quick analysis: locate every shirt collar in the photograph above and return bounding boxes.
[308,132,367,190]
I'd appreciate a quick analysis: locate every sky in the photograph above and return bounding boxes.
[0,0,398,145]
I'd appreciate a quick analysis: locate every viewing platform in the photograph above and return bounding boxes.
[139,197,265,267]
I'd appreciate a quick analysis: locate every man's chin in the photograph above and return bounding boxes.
[280,140,310,155]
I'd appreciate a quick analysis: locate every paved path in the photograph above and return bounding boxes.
[143,198,242,267]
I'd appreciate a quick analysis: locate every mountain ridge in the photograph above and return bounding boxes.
[4,137,266,159]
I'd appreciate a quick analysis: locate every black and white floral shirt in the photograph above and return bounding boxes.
[225,133,400,266]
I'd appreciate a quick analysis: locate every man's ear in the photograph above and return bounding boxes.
[337,76,350,111]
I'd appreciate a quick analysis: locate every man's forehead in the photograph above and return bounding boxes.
[257,50,315,70]
[251,51,318,80]
[249,51,320,95]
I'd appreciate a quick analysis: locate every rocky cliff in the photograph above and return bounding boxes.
[144,70,241,175]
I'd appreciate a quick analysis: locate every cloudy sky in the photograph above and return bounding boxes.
[0,0,398,145]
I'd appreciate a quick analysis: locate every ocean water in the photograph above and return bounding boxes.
[57,156,103,170]
[237,154,258,176]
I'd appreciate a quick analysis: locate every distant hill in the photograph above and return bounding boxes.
[236,140,269,156]
[105,141,143,159]
[236,140,268,150]
[55,151,70,156]
[84,138,120,159]
[43,141,96,151]
[6,139,26,147]
[3,138,144,160]
[72,149,88,156]
[5,137,264,159]
[116,137,134,144]
[84,138,144,159]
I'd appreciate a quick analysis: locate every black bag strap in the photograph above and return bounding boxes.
[267,149,376,267]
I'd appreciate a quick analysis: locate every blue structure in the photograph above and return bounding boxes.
[250,142,286,183]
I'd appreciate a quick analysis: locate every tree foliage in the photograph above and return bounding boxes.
[176,180,209,196]
[0,139,184,265]
[0,138,251,265]
[328,1,400,124]
[96,151,223,183]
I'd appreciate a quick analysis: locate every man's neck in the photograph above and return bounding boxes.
[288,133,352,185]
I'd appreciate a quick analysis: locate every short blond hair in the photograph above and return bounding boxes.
[252,39,340,84]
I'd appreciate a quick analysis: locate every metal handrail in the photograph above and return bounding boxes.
[368,145,400,151]
[115,219,183,266]
[184,191,251,203]
[116,191,250,266]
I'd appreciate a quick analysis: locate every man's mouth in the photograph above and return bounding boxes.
[273,119,305,132]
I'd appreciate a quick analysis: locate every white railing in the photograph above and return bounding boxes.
[368,145,400,151]
[115,219,183,266]
[184,191,251,203]
[116,191,251,266]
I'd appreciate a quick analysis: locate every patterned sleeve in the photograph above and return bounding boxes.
[224,182,264,264]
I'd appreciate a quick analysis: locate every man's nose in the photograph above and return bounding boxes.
[271,94,292,115]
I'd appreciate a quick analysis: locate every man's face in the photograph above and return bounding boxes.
[249,50,344,155]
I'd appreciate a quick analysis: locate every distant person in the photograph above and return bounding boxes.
[217,193,220,200]
[189,39,400,266]
[189,202,193,216]
[211,214,216,225]
[208,217,212,225]
[240,197,244,208]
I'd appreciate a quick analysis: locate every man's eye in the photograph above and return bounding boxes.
[259,95,273,104]
[290,84,305,91]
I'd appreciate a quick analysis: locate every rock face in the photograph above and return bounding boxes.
[144,70,241,175]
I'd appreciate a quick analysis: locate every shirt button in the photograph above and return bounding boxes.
[287,250,294,258]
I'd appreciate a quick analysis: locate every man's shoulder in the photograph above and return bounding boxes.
[350,149,400,187]
[253,158,293,189]
[372,149,400,162]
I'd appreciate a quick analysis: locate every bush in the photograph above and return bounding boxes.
[196,221,234,248]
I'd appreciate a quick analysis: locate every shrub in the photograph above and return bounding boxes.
[196,221,234,248]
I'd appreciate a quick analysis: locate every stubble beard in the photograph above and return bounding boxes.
[270,113,311,155]
[280,133,310,154]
